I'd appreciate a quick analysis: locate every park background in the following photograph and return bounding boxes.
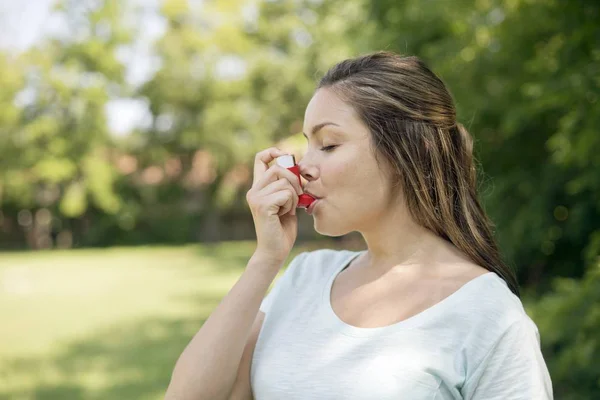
[0,0,598,398]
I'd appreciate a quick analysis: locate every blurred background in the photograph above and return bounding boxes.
[0,0,598,398]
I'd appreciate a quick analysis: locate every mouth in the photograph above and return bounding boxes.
[303,190,321,200]
[306,199,319,215]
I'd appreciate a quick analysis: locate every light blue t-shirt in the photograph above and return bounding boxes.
[251,249,553,399]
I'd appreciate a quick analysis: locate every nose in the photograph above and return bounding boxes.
[297,156,318,182]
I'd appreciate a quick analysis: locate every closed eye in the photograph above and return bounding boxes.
[321,145,338,152]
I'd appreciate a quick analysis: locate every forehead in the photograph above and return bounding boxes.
[303,88,362,134]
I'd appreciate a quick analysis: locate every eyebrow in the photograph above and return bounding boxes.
[302,122,340,139]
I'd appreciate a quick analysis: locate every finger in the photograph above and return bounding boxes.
[259,178,292,196]
[291,192,298,215]
[268,189,294,217]
[255,165,303,195]
[277,188,296,216]
[253,147,288,186]
[261,179,299,216]
[247,178,277,208]
[293,185,299,211]
[276,178,299,211]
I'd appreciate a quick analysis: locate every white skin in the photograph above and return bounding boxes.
[297,88,487,302]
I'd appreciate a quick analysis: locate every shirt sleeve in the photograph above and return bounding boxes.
[462,316,554,400]
[259,251,308,314]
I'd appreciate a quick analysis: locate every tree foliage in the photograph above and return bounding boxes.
[368,0,600,288]
[0,0,598,394]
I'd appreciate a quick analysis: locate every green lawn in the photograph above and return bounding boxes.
[0,242,306,400]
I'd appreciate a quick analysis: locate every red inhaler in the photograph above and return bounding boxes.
[275,154,316,208]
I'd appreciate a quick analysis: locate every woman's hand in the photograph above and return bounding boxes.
[246,147,304,265]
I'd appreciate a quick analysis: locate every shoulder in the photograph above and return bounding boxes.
[455,270,540,350]
[290,247,357,266]
[471,271,527,323]
[435,259,526,329]
[449,272,546,375]
[302,248,359,264]
[284,248,360,290]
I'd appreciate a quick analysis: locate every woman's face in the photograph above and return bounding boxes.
[298,88,397,236]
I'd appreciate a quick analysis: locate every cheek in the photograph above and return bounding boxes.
[348,163,392,211]
[321,161,351,186]
[346,157,385,191]
[323,153,382,192]
[324,163,386,209]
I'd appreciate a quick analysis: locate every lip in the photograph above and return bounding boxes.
[306,199,319,215]
[303,190,321,200]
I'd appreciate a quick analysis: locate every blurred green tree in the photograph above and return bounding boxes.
[129,0,370,241]
[0,0,132,247]
[368,0,600,288]
[529,262,600,398]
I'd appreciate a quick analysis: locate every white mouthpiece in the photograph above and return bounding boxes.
[276,154,295,168]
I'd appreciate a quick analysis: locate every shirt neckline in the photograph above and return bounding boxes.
[321,250,497,337]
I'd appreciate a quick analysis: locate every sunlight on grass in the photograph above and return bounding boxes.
[0,241,290,400]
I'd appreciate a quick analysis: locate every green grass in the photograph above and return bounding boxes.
[0,242,307,400]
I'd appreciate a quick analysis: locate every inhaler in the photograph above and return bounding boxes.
[275,154,316,208]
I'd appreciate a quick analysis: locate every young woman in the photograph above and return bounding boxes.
[165,51,553,400]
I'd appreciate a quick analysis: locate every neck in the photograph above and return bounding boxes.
[357,205,447,275]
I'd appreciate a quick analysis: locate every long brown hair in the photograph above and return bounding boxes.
[318,51,520,297]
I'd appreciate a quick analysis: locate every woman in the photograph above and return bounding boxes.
[165,51,553,400]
